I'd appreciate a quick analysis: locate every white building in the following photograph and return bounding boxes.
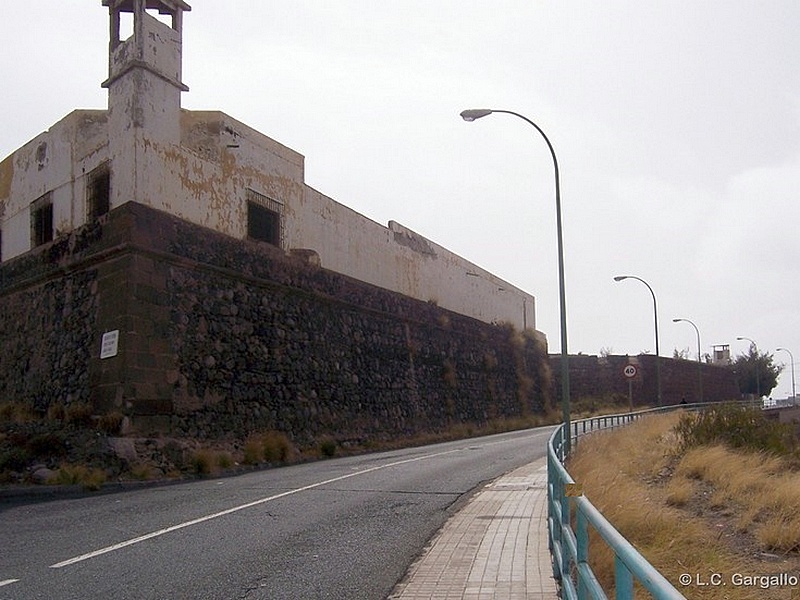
[0,0,537,334]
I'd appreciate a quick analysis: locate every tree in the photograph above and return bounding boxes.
[673,347,690,360]
[729,344,782,398]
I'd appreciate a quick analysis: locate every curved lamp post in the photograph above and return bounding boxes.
[736,336,761,399]
[614,275,662,406]
[673,317,703,403]
[460,108,571,449]
[776,347,795,404]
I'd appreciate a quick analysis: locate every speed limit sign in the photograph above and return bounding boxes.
[623,364,637,379]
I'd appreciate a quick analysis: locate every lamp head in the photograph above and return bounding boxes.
[460,109,493,122]
[672,318,681,323]
[613,275,628,282]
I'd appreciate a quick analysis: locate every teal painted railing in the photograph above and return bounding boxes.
[547,406,695,600]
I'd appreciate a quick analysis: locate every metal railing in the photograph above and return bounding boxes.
[547,405,707,600]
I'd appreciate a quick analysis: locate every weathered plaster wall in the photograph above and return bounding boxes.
[2,107,535,330]
[0,110,108,260]
[105,10,184,143]
[293,186,535,331]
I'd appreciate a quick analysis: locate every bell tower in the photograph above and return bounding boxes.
[101,0,191,143]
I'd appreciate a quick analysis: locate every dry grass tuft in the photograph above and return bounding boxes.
[96,411,125,435]
[242,431,296,465]
[189,449,215,475]
[63,402,94,427]
[48,463,107,491]
[187,448,237,476]
[0,401,37,424]
[664,476,693,507]
[757,514,800,552]
[129,462,161,481]
[242,439,263,465]
[672,444,800,538]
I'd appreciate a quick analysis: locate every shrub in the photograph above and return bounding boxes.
[0,447,31,472]
[675,403,796,455]
[25,432,67,458]
[216,452,234,469]
[319,437,337,458]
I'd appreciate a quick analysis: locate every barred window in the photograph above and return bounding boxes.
[246,189,283,248]
[31,193,54,247]
[87,163,111,220]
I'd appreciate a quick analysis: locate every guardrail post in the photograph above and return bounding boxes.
[560,486,570,591]
[576,509,589,599]
[615,556,634,600]
[547,457,560,582]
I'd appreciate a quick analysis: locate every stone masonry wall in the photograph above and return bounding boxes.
[0,222,104,410]
[551,353,740,407]
[0,203,553,446]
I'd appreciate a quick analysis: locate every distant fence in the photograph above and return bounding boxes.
[546,404,725,600]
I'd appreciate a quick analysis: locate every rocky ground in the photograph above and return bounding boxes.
[0,417,251,489]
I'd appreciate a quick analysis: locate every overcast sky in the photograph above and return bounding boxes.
[2,2,799,397]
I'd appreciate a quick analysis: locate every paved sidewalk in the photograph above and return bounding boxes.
[389,457,559,600]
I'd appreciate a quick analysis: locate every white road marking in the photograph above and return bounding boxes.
[0,579,20,587]
[49,447,465,569]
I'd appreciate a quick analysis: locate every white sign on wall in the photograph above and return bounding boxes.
[100,330,120,359]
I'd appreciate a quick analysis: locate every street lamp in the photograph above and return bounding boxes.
[460,108,571,450]
[614,275,662,406]
[776,347,795,404]
[736,336,761,399]
[673,318,703,403]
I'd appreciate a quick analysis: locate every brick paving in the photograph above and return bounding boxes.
[389,457,559,599]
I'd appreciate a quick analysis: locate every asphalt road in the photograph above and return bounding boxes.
[0,426,555,600]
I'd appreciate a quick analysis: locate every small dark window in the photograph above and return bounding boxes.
[247,202,281,246]
[31,194,54,247]
[87,164,111,219]
[246,189,283,248]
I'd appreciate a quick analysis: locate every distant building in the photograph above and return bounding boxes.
[712,344,730,365]
[0,0,536,334]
